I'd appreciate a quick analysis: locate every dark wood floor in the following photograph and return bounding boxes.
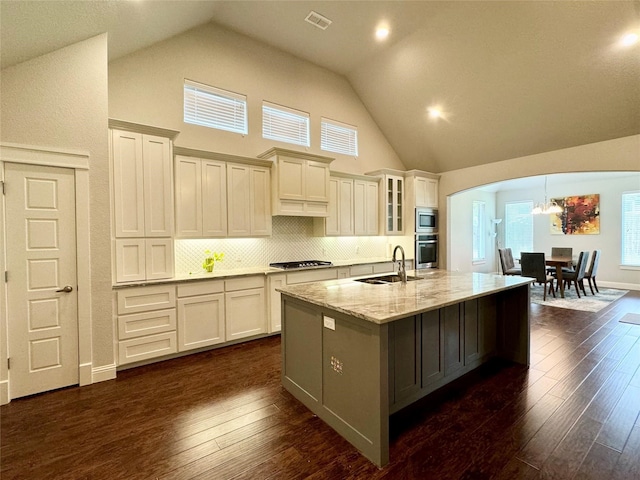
[2,290,640,479]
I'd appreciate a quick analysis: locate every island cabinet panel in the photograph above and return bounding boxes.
[390,316,421,403]
[421,309,444,388]
[282,299,323,403]
[443,304,463,376]
[464,299,480,365]
[479,295,498,357]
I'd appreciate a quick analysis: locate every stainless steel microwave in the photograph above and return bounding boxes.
[415,207,438,233]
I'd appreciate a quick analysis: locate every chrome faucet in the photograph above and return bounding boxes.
[392,245,407,283]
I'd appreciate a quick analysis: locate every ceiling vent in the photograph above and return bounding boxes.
[305,11,332,30]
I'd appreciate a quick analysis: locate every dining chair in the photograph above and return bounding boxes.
[562,251,589,298]
[520,252,556,301]
[584,250,601,295]
[547,247,573,273]
[498,248,522,276]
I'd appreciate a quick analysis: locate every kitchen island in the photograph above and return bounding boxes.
[277,270,532,467]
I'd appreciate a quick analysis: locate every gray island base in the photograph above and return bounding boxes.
[278,270,532,467]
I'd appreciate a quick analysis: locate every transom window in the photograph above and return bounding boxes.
[183,80,247,135]
[262,102,310,147]
[321,118,358,156]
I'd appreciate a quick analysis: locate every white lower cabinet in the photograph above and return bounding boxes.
[177,280,225,352]
[116,285,177,365]
[225,276,266,341]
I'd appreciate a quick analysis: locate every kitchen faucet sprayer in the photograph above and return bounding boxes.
[392,245,407,283]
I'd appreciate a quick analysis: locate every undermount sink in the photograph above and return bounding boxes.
[355,274,421,284]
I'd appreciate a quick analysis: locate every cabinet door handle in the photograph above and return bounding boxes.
[56,285,73,293]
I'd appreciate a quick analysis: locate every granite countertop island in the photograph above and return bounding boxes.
[277,269,532,324]
[278,269,532,468]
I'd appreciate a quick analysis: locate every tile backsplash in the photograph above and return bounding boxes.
[175,216,413,275]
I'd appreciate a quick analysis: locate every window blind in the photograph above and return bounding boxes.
[321,118,358,156]
[184,80,247,135]
[622,191,640,266]
[504,201,533,259]
[262,103,309,147]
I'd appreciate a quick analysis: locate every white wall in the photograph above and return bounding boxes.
[448,189,498,274]
[497,173,640,289]
[0,35,114,374]
[108,22,405,175]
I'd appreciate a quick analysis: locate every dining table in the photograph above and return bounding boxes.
[545,255,573,298]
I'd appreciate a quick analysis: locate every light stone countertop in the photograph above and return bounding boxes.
[112,257,403,289]
[277,270,533,324]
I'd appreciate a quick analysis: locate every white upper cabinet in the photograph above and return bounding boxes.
[227,163,272,237]
[315,173,378,237]
[258,147,333,217]
[112,129,174,238]
[406,170,439,208]
[354,178,379,236]
[174,148,271,238]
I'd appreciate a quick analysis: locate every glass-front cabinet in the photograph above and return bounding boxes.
[366,169,404,236]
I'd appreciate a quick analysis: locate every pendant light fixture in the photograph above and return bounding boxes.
[532,176,563,215]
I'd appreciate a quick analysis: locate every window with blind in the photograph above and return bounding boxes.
[622,191,640,266]
[184,80,247,134]
[321,118,358,156]
[472,201,486,262]
[504,201,533,259]
[262,102,310,147]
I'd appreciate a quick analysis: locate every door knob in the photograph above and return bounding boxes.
[56,285,73,293]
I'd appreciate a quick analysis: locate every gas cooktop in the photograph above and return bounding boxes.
[269,260,333,270]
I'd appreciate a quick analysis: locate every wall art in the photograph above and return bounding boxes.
[550,194,600,235]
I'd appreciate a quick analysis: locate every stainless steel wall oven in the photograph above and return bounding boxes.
[415,234,438,269]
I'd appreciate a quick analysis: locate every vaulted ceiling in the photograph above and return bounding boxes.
[2,1,639,173]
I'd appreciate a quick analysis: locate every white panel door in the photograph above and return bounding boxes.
[202,159,227,237]
[145,238,174,280]
[142,134,173,237]
[354,180,366,236]
[268,274,286,333]
[112,129,145,237]
[365,181,379,235]
[5,163,79,399]
[325,178,340,236]
[175,155,202,237]
[278,157,305,200]
[115,239,146,283]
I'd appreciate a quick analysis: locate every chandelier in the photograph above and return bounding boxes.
[531,176,563,215]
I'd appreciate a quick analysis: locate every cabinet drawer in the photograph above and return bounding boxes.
[373,262,395,274]
[349,264,374,276]
[117,285,176,315]
[118,308,176,340]
[118,332,177,365]
[177,280,224,298]
[287,268,338,285]
[225,275,264,292]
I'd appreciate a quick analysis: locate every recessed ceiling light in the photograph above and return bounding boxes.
[375,27,389,40]
[620,32,639,47]
[428,107,443,119]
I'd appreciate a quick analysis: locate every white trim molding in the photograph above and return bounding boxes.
[599,281,640,292]
[0,380,8,405]
[92,364,117,383]
[0,142,90,170]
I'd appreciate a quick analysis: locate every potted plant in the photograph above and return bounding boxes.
[202,250,224,272]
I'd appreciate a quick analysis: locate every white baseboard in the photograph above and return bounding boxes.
[92,364,117,383]
[80,362,92,386]
[599,281,640,291]
[0,380,8,405]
